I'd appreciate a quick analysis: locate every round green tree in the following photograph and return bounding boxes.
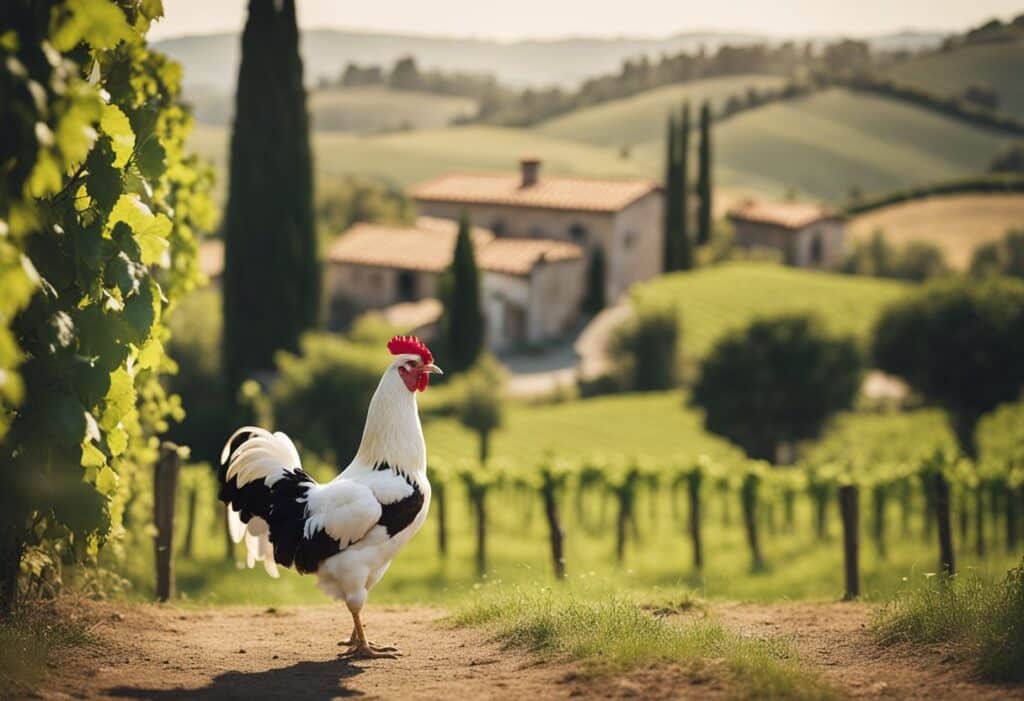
[872,278,1024,458]
[692,314,863,462]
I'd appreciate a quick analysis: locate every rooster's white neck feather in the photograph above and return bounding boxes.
[351,355,426,475]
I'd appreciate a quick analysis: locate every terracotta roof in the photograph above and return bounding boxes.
[328,217,583,276]
[326,217,493,273]
[199,239,224,278]
[410,172,659,213]
[727,200,840,230]
[477,237,583,276]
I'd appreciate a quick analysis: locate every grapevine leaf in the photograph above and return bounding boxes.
[84,139,120,212]
[135,137,166,181]
[71,355,111,409]
[122,277,156,341]
[45,391,88,448]
[137,337,163,371]
[99,104,134,169]
[105,251,145,297]
[51,0,133,51]
[106,424,128,456]
[26,150,62,198]
[81,441,106,468]
[101,368,135,432]
[95,466,118,494]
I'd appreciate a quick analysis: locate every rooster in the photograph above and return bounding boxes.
[218,336,441,659]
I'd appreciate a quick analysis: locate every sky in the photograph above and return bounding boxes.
[149,0,1022,41]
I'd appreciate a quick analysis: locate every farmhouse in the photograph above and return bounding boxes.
[727,200,845,268]
[410,158,663,302]
[326,217,585,351]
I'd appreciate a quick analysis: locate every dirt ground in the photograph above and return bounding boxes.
[28,600,1024,700]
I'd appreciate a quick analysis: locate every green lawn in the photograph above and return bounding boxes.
[885,41,1024,119]
[630,262,908,361]
[535,74,786,149]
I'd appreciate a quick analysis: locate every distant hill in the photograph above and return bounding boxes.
[190,87,477,132]
[884,40,1024,119]
[156,28,946,95]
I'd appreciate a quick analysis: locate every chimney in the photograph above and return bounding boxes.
[519,157,541,188]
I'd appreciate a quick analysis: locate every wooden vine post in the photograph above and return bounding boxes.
[740,466,765,571]
[539,464,566,580]
[924,451,955,576]
[838,483,860,600]
[154,442,181,602]
[687,459,705,570]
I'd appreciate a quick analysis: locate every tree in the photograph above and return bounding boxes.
[223,0,319,402]
[389,56,421,90]
[696,101,713,246]
[582,246,606,314]
[442,211,485,373]
[662,113,680,271]
[455,355,505,464]
[872,278,1024,458]
[610,302,680,391]
[692,315,863,462]
[988,142,1024,173]
[678,103,694,269]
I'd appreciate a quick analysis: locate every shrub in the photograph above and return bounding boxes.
[840,231,949,281]
[872,277,1024,457]
[969,229,1024,279]
[271,333,384,465]
[692,314,863,462]
[454,354,505,463]
[610,302,681,391]
[164,288,230,465]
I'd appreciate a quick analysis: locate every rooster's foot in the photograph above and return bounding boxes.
[339,641,400,659]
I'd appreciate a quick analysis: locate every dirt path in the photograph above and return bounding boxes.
[32,601,1024,700]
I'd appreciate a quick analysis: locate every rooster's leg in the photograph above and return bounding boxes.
[339,609,400,659]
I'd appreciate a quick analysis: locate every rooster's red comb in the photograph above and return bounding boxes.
[387,335,434,364]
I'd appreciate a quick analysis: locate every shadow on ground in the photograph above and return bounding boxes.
[108,657,366,700]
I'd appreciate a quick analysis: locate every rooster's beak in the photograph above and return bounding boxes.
[423,363,443,375]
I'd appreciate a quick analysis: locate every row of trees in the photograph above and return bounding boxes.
[662,103,713,272]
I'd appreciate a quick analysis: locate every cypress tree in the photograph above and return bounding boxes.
[223,0,319,399]
[662,114,679,272]
[678,102,694,270]
[696,101,713,246]
[444,211,484,372]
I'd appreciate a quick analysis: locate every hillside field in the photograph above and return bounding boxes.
[630,262,907,360]
[536,74,786,148]
[885,40,1024,119]
[848,193,1024,269]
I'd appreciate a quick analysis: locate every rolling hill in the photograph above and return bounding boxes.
[630,262,907,360]
[885,40,1024,119]
[188,123,649,197]
[848,193,1024,269]
[189,87,477,132]
[536,74,786,147]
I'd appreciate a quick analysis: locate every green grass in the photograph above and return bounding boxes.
[309,88,477,133]
[872,560,1024,682]
[188,123,649,199]
[535,74,786,149]
[630,262,907,361]
[702,88,1015,202]
[452,583,836,699]
[885,41,1024,119]
[0,607,92,697]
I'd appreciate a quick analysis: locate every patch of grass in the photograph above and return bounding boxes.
[452,584,836,700]
[872,559,1024,682]
[0,606,92,697]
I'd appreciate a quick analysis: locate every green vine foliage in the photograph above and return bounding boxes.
[0,0,215,607]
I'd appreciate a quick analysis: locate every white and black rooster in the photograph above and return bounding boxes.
[218,336,441,659]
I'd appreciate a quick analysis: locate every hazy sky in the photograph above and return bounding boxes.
[149,0,1021,41]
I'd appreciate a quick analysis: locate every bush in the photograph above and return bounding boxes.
[969,229,1024,279]
[610,303,681,391]
[692,314,863,462]
[872,277,1024,457]
[271,333,385,465]
[873,559,1024,682]
[453,353,505,463]
[840,231,949,281]
[164,288,230,465]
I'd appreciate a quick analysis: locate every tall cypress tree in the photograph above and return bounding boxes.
[696,101,713,246]
[223,0,319,399]
[678,102,694,270]
[662,113,679,272]
[444,211,484,372]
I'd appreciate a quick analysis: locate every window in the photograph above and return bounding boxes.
[529,225,546,239]
[397,270,417,301]
[622,230,636,249]
[491,218,506,236]
[569,223,588,243]
[809,233,823,265]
